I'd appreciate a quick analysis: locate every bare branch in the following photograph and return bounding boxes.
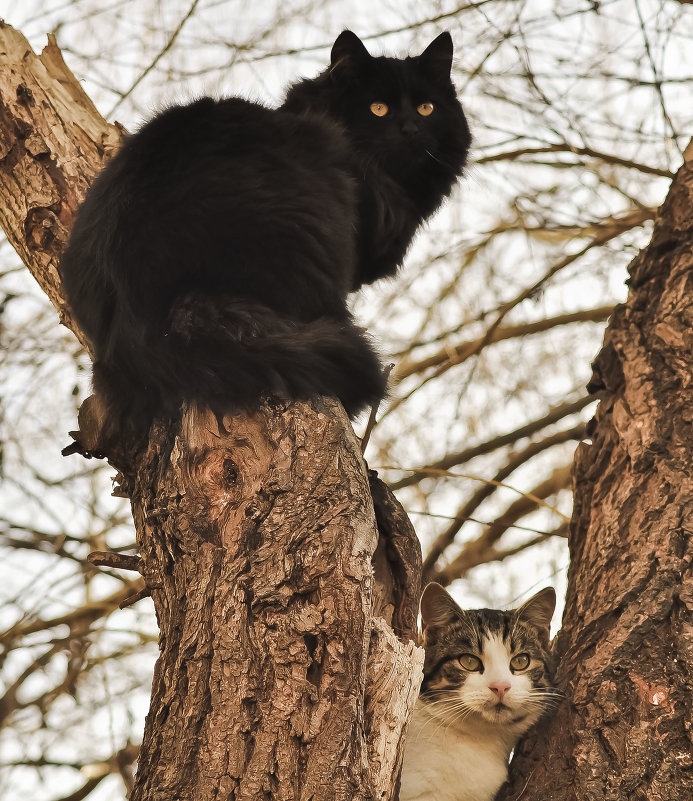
[477,144,674,178]
[87,551,142,572]
[2,580,146,642]
[107,0,202,115]
[431,463,573,585]
[396,307,613,381]
[389,395,594,491]
[422,424,584,577]
[51,775,107,801]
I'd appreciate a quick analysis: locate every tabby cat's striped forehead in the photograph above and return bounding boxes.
[436,607,534,652]
[422,607,549,678]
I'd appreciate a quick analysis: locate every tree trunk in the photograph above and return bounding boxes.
[128,402,423,801]
[501,149,693,799]
[0,22,423,800]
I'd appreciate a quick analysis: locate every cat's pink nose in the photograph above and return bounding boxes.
[489,682,511,701]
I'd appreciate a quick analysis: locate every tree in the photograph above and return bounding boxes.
[1,2,692,800]
[500,144,693,800]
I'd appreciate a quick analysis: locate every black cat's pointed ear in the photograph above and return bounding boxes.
[330,30,371,81]
[420,582,464,636]
[419,31,454,82]
[514,587,556,644]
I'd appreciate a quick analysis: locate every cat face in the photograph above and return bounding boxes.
[283,31,471,189]
[419,584,558,732]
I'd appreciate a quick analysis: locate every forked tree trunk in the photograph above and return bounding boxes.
[0,22,423,800]
[500,149,693,800]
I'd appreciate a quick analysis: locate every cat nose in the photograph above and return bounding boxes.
[489,682,511,701]
[400,120,419,136]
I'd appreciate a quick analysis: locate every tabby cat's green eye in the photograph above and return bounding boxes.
[510,653,530,671]
[458,654,483,672]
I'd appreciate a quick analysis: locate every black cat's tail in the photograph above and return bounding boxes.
[91,294,388,444]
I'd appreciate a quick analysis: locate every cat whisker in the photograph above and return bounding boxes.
[425,148,454,170]
[415,705,471,739]
[528,697,563,706]
[432,706,476,738]
[527,695,564,704]
[524,697,563,706]
[527,695,563,704]
[444,708,474,732]
[415,699,477,738]
[423,700,477,715]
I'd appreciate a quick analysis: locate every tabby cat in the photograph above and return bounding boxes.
[400,583,558,801]
[59,31,471,446]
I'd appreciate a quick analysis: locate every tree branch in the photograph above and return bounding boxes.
[422,424,584,578]
[389,395,594,491]
[476,143,674,178]
[395,306,613,381]
[431,463,572,585]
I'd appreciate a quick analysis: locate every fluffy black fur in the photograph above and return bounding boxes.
[59,30,470,441]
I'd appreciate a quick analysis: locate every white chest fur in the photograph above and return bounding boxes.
[399,700,513,801]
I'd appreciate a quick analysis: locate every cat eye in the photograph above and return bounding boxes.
[370,102,389,117]
[510,653,530,671]
[417,103,434,117]
[458,654,483,672]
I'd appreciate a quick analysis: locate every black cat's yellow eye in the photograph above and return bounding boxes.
[370,102,389,117]
[458,654,483,672]
[417,103,434,117]
[510,653,530,671]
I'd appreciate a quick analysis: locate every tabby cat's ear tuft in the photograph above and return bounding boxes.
[330,31,371,81]
[419,32,454,83]
[514,587,556,645]
[420,582,464,632]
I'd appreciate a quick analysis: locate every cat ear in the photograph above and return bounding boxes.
[514,587,556,644]
[420,582,464,631]
[419,32,454,82]
[330,30,371,81]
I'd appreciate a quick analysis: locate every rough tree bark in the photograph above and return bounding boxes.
[500,149,693,799]
[0,22,423,801]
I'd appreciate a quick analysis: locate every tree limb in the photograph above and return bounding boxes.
[389,395,594,491]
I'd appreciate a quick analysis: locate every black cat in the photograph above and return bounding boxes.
[59,30,471,444]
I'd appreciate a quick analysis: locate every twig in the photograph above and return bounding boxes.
[633,0,682,157]
[395,306,613,381]
[431,464,573,585]
[1,581,146,641]
[477,143,674,178]
[388,395,595,491]
[119,586,151,609]
[421,424,584,576]
[107,0,201,116]
[360,363,394,454]
[88,551,141,572]
[50,776,107,801]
